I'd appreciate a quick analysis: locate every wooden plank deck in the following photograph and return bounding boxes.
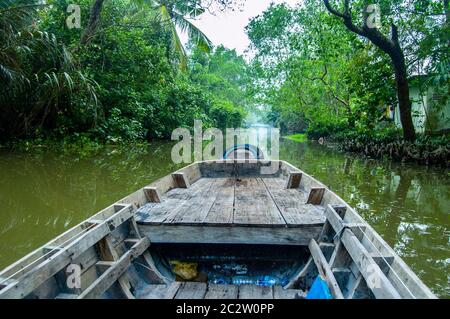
[135,177,326,246]
[136,177,325,227]
[136,283,305,299]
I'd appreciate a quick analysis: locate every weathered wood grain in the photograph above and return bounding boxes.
[137,178,211,224]
[137,283,181,299]
[238,285,273,299]
[262,178,325,226]
[96,235,135,299]
[0,160,436,300]
[233,178,285,226]
[340,229,401,299]
[273,285,305,299]
[205,284,239,299]
[78,237,150,299]
[138,224,322,246]
[0,206,134,299]
[174,282,207,299]
[203,178,236,224]
[164,179,217,224]
[172,172,190,189]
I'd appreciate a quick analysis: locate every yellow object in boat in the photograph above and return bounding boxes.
[170,260,198,280]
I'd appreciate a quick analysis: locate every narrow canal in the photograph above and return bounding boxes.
[0,140,448,297]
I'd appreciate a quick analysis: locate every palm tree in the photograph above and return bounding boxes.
[81,0,212,69]
[154,0,213,69]
[0,0,41,91]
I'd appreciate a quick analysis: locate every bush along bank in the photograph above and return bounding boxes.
[326,132,449,166]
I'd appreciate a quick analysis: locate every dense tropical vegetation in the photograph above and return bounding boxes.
[0,0,249,142]
[0,0,448,163]
[247,0,448,138]
[247,0,449,163]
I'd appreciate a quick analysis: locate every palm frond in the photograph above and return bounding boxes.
[127,0,212,69]
[158,4,187,70]
[173,0,205,18]
[0,0,100,135]
[171,11,212,53]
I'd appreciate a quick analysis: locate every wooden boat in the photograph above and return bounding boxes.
[0,160,436,299]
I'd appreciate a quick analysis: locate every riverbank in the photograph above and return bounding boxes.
[285,132,449,167]
[283,134,307,142]
[328,133,449,166]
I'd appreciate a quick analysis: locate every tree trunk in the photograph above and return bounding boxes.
[393,56,416,141]
[323,0,417,141]
[80,0,105,45]
[389,25,417,141]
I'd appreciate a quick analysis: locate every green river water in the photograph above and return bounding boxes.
[0,139,448,297]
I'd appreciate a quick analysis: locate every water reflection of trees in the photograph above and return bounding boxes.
[280,140,449,297]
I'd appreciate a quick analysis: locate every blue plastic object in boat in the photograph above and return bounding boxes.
[306,276,333,299]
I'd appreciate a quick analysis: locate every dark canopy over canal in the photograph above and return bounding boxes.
[0,140,448,297]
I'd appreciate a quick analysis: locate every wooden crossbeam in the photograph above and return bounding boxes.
[124,238,140,246]
[323,205,401,298]
[97,235,136,299]
[284,172,302,189]
[324,205,344,235]
[309,239,344,299]
[346,275,366,299]
[78,237,150,299]
[319,205,348,242]
[123,237,172,285]
[329,241,352,270]
[341,229,401,299]
[344,223,367,241]
[307,187,325,205]
[96,261,113,272]
[324,205,366,240]
[370,252,395,275]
